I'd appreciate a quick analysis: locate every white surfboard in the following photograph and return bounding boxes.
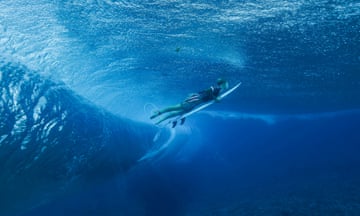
[168,82,241,127]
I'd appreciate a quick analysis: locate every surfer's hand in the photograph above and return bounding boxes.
[215,97,221,103]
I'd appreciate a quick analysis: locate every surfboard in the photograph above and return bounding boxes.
[168,82,242,127]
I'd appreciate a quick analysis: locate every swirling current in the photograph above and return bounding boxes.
[0,63,163,215]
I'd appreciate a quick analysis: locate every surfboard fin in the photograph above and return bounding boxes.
[172,121,177,128]
[180,118,186,125]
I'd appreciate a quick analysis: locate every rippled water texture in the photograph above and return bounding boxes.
[0,0,359,117]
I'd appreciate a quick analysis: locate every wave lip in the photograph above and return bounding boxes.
[0,63,158,215]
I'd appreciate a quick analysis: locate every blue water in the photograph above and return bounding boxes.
[0,0,359,215]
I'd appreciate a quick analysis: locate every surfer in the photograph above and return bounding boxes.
[150,78,229,126]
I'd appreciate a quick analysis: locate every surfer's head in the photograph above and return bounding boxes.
[217,78,229,89]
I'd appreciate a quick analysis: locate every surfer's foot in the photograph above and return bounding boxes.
[150,111,161,119]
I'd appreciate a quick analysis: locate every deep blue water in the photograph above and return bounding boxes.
[0,0,359,215]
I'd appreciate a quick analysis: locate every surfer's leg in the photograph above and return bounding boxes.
[159,104,183,113]
[155,110,184,125]
[150,104,182,119]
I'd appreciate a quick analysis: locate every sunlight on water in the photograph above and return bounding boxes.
[0,0,359,117]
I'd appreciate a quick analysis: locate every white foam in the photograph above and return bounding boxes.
[202,109,360,124]
[202,111,277,125]
[138,128,176,162]
[33,96,47,121]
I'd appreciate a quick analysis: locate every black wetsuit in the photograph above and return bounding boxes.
[181,86,221,111]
